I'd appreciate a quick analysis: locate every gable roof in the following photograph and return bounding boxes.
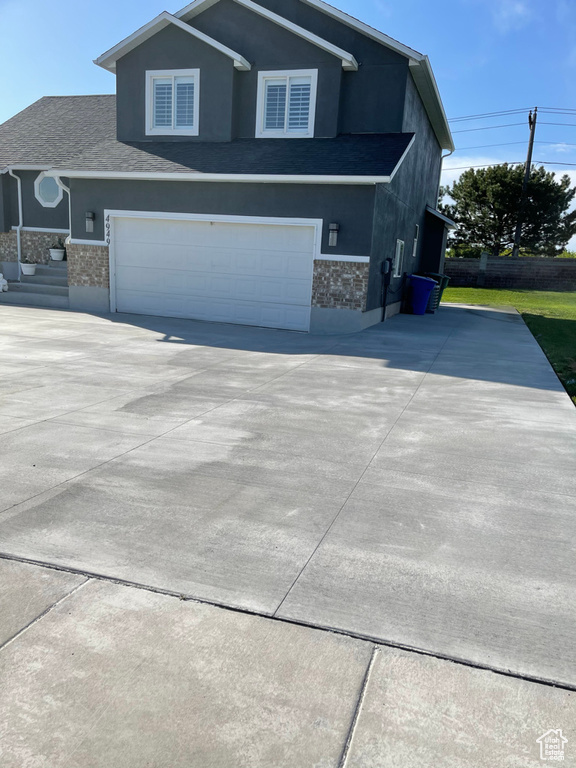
[0,96,116,171]
[94,11,251,72]
[175,0,454,151]
[178,0,358,70]
[47,133,415,184]
[177,0,421,61]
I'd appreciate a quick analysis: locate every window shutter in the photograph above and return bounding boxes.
[153,80,173,128]
[287,79,311,132]
[175,78,195,128]
[264,81,287,131]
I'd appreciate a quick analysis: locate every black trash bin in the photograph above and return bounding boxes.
[416,272,451,313]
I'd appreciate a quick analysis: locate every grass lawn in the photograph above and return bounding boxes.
[443,288,576,405]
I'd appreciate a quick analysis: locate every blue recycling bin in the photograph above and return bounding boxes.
[410,275,438,315]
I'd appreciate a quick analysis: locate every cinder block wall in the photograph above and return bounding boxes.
[445,258,576,291]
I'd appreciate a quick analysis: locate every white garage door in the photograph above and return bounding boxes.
[112,216,316,331]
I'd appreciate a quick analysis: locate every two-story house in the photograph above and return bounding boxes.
[0,0,454,333]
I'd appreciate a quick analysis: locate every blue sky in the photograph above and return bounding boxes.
[1,0,575,241]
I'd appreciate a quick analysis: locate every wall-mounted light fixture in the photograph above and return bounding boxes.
[328,222,340,248]
[85,211,95,233]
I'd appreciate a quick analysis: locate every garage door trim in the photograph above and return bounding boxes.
[105,210,323,326]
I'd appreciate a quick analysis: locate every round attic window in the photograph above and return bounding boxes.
[34,173,64,208]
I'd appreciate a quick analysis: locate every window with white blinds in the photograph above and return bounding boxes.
[146,70,200,136]
[257,70,317,138]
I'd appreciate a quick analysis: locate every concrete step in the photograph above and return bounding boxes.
[8,282,69,297]
[21,274,68,287]
[36,263,68,277]
[0,291,69,309]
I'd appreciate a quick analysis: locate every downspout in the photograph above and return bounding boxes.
[437,149,454,206]
[7,168,23,281]
[54,176,72,246]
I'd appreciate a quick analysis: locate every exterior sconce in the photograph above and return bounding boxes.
[85,211,95,233]
[328,222,340,247]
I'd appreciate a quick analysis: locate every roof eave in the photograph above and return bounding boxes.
[44,170,393,184]
[409,58,454,152]
[94,11,251,73]
[426,204,456,229]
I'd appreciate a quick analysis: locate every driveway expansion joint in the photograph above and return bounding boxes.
[2,551,575,695]
[0,577,91,653]
[338,645,380,768]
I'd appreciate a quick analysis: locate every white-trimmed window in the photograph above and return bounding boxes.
[393,239,405,278]
[146,69,200,136]
[256,69,318,138]
[34,172,63,208]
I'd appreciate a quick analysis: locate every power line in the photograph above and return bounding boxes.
[443,162,525,170]
[454,140,576,152]
[449,107,576,124]
[535,160,576,167]
[448,108,531,122]
[453,141,529,151]
[452,122,527,133]
[443,160,576,172]
[539,122,576,127]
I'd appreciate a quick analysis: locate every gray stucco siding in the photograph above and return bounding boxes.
[8,171,69,231]
[69,179,376,256]
[366,73,442,312]
[190,0,343,139]
[338,64,408,134]
[0,174,14,232]
[190,0,409,136]
[116,25,236,143]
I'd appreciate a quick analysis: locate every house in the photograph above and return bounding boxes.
[0,0,454,333]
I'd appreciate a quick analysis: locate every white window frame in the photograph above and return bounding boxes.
[34,172,64,208]
[255,69,318,139]
[393,239,405,278]
[145,69,200,137]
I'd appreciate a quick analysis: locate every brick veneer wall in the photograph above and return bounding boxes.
[0,231,17,262]
[0,230,69,264]
[312,260,369,311]
[67,243,110,288]
[445,258,576,291]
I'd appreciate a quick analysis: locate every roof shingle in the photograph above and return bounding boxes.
[1,94,414,178]
[53,133,414,177]
[0,95,116,168]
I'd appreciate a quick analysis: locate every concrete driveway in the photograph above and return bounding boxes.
[1,303,576,766]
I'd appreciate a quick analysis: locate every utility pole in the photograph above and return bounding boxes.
[512,107,538,258]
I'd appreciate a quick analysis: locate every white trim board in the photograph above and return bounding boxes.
[69,238,108,246]
[177,0,421,59]
[12,227,70,234]
[94,11,251,72]
[45,170,393,185]
[234,0,357,70]
[316,254,369,263]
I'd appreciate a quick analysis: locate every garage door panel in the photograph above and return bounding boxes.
[116,244,312,281]
[116,218,315,253]
[117,266,311,306]
[114,217,314,331]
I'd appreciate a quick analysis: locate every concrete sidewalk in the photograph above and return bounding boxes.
[1,559,575,768]
[0,303,575,765]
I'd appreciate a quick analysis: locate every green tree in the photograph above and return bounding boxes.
[439,164,576,257]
